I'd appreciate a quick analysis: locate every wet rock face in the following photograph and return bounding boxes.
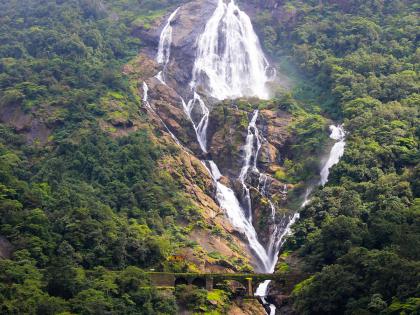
[207,103,248,177]
[130,0,299,269]
[0,102,54,145]
[166,0,218,96]
[134,0,217,97]
[206,103,292,179]
[200,101,295,247]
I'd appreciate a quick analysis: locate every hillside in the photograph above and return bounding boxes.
[0,0,418,314]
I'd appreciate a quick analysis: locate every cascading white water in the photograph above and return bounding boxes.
[239,111,294,271]
[156,7,180,67]
[191,0,270,100]
[255,280,276,314]
[207,161,270,271]
[320,125,346,185]
[181,93,210,153]
[256,125,347,313]
[178,1,273,272]
[153,1,301,311]
[235,110,292,273]
[300,187,313,208]
[255,211,299,315]
[181,104,271,270]
[187,0,287,284]
[238,110,260,220]
[155,71,166,85]
[142,82,152,109]
[152,3,348,314]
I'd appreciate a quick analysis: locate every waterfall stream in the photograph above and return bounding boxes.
[206,161,270,271]
[156,7,180,83]
[190,0,270,99]
[320,125,346,185]
[178,0,275,274]
[238,110,260,220]
[181,93,210,153]
[156,8,179,66]
[153,1,347,314]
[256,125,346,314]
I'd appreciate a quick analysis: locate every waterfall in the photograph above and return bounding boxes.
[152,3,349,314]
[184,1,282,276]
[154,0,298,306]
[239,111,294,271]
[182,102,270,271]
[191,0,270,100]
[255,125,346,312]
[320,125,346,185]
[142,8,182,146]
[177,0,273,272]
[238,110,260,220]
[142,82,152,109]
[181,93,210,153]
[207,161,270,271]
[255,212,299,315]
[155,71,166,85]
[156,7,180,83]
[156,7,179,66]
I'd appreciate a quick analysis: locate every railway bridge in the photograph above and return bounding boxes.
[147,272,296,297]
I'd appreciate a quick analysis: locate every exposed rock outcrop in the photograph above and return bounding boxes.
[120,52,255,272]
[133,0,218,97]
[125,0,300,272]
[158,149,254,272]
[0,103,53,145]
[229,299,267,315]
[0,236,12,259]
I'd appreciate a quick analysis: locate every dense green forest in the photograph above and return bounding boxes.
[252,0,419,314]
[0,0,191,313]
[0,0,419,314]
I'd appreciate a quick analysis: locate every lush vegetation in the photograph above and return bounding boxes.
[252,0,419,314]
[0,123,206,313]
[0,0,180,133]
[0,0,200,314]
[0,0,418,314]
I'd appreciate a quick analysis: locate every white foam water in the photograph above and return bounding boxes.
[142,82,152,109]
[156,7,180,66]
[320,125,346,185]
[155,71,167,85]
[181,93,210,153]
[256,125,346,313]
[152,3,349,314]
[207,161,270,271]
[238,110,260,220]
[191,0,271,100]
[153,2,315,313]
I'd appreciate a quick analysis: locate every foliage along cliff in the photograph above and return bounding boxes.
[246,0,419,314]
[0,1,258,314]
[0,0,419,315]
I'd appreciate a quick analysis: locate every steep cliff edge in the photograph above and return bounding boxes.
[113,53,256,273]
[129,3,333,313]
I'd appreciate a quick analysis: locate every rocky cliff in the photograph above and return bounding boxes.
[129,0,301,269]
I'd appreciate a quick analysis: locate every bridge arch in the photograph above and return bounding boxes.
[174,277,188,286]
[191,277,206,288]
